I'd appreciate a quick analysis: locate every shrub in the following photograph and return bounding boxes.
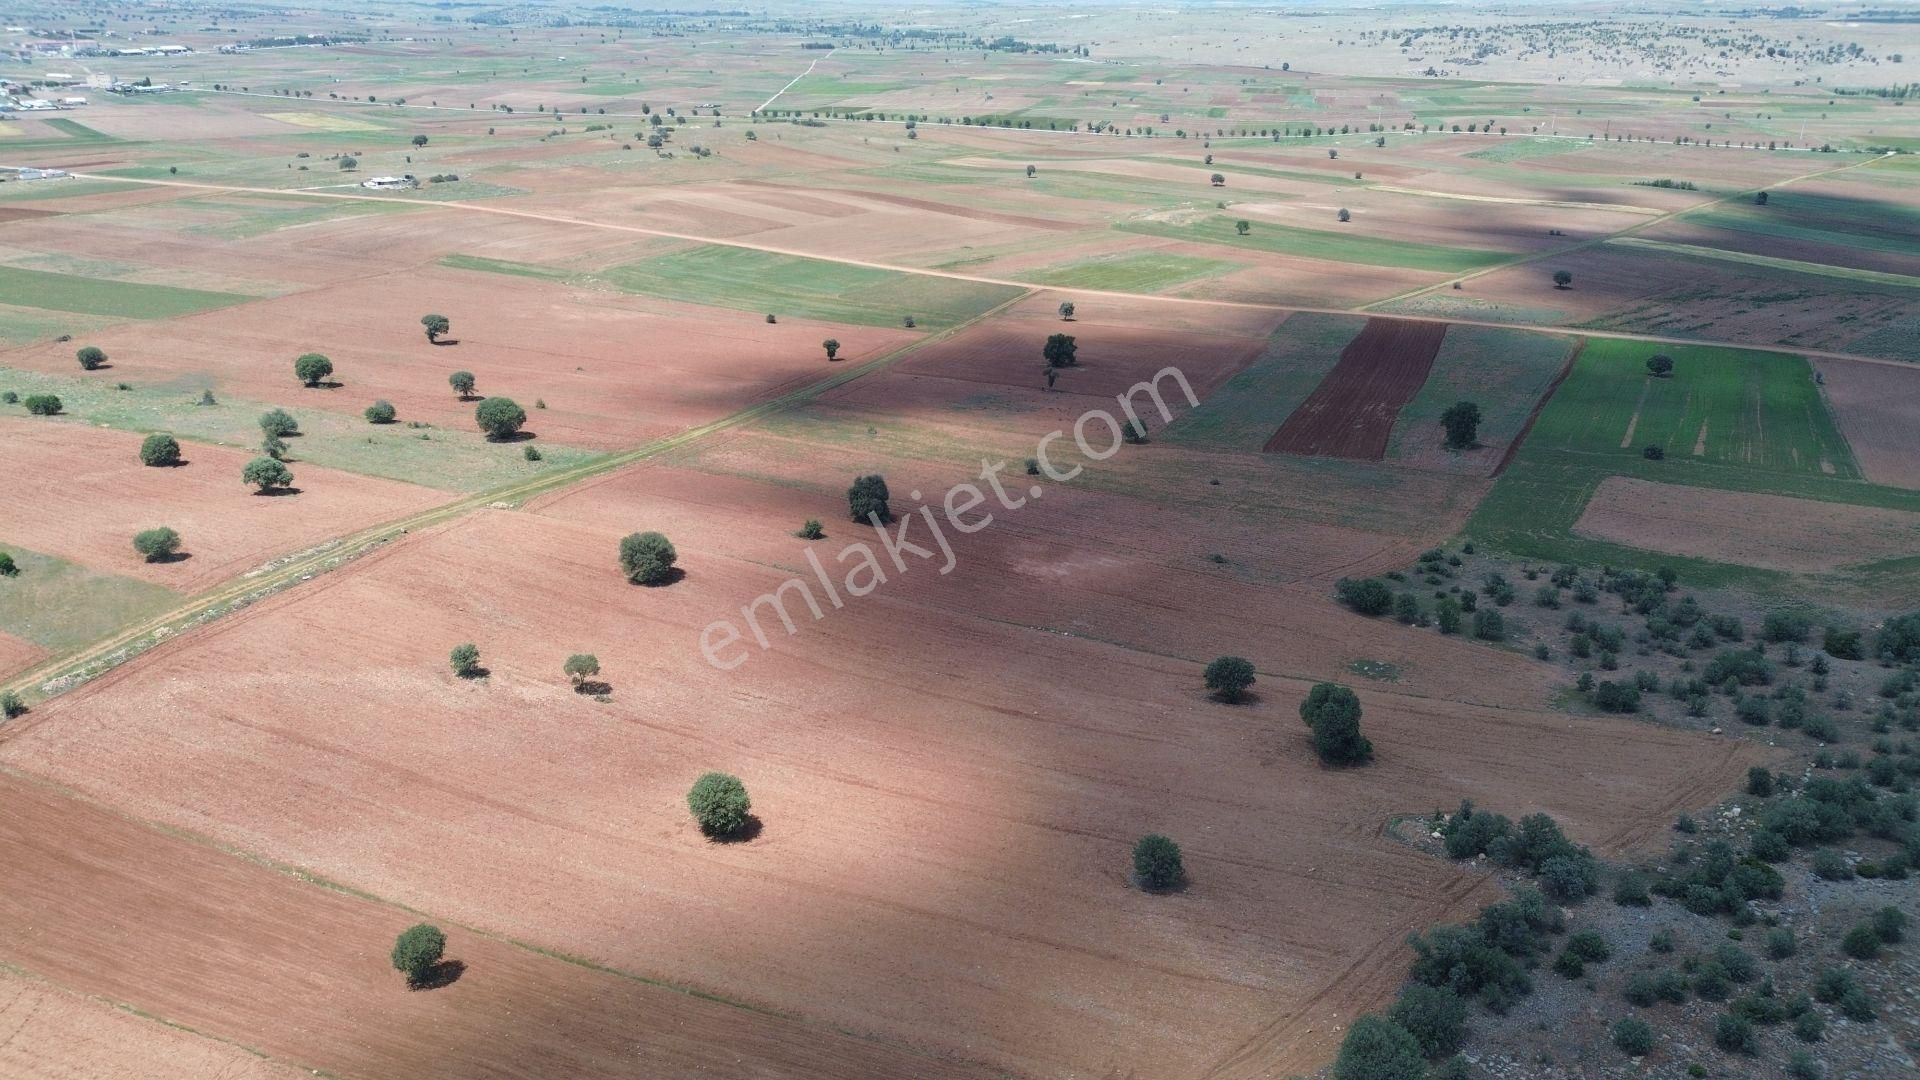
[474,396,526,440]
[1406,923,1532,1010]
[242,457,293,492]
[1643,444,1665,460]
[1871,905,1906,943]
[1564,930,1611,963]
[847,474,891,523]
[1793,1010,1824,1043]
[390,924,446,986]
[1592,681,1640,713]
[687,772,751,837]
[1705,649,1772,686]
[1811,848,1852,881]
[1204,656,1256,702]
[1714,1012,1757,1054]
[1440,401,1481,449]
[449,371,476,398]
[1435,597,1462,634]
[1762,611,1813,643]
[1645,354,1674,377]
[23,394,62,415]
[1539,852,1600,902]
[1387,984,1467,1058]
[132,527,181,562]
[1839,986,1875,1022]
[1747,767,1774,797]
[1132,834,1184,889]
[449,642,481,678]
[1301,683,1371,766]
[563,653,600,688]
[796,519,825,540]
[1766,927,1797,959]
[139,432,181,467]
[1877,612,1920,663]
[294,352,334,387]
[1471,608,1504,641]
[1613,871,1651,906]
[365,399,397,424]
[523,444,541,462]
[1331,1015,1426,1080]
[76,345,107,370]
[1823,626,1863,660]
[1335,577,1393,616]
[618,531,677,586]
[1,691,24,718]
[1611,1017,1654,1056]
[1841,924,1882,959]
[1442,802,1512,859]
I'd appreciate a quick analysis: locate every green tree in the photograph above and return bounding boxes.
[1132,834,1183,890]
[139,432,181,467]
[259,408,298,438]
[411,134,429,147]
[0,691,23,718]
[564,653,600,689]
[1646,354,1675,377]
[1552,269,1573,289]
[796,519,825,540]
[1440,401,1481,449]
[687,772,751,837]
[1337,207,1351,222]
[449,642,481,678]
[619,531,678,585]
[1335,577,1393,616]
[1235,219,1251,235]
[1388,983,1468,1057]
[1042,333,1078,369]
[848,474,891,523]
[1841,924,1881,960]
[294,352,334,387]
[1210,172,1225,186]
[242,457,293,492]
[449,371,476,399]
[1302,683,1372,766]
[0,551,15,576]
[421,313,451,342]
[76,345,108,371]
[365,399,397,424]
[1611,1017,1654,1056]
[23,394,62,415]
[1205,656,1256,702]
[132,527,181,562]
[474,397,526,440]
[1057,301,1074,320]
[822,338,840,360]
[1333,1015,1425,1080]
[390,924,446,986]
[339,155,359,171]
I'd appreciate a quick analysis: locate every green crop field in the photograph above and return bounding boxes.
[0,266,251,319]
[1677,201,1920,261]
[1608,238,1920,288]
[0,179,139,203]
[1024,250,1238,292]
[1464,139,1590,163]
[0,367,604,493]
[1385,326,1573,466]
[597,245,1025,329]
[1117,216,1512,273]
[0,545,180,654]
[1160,312,1365,451]
[439,253,574,281]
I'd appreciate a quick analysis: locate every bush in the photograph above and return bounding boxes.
[74,345,109,370]
[242,457,293,492]
[1715,1012,1757,1054]
[1301,683,1371,766]
[1841,924,1882,959]
[23,394,62,415]
[1132,834,1184,890]
[1611,1017,1655,1056]
[449,642,481,678]
[1592,681,1640,713]
[259,408,298,437]
[1564,930,1611,963]
[1331,1015,1426,1080]
[1471,609,1504,641]
[0,552,16,577]
[1822,626,1863,660]
[1435,596,1462,634]
[563,653,600,688]
[1762,611,1813,643]
[1,691,24,718]
[390,924,446,986]
[132,527,181,562]
[796,519,824,540]
[449,370,476,398]
[1878,612,1920,664]
[474,396,526,440]
[618,531,677,586]
[1387,984,1467,1057]
[1443,802,1512,859]
[1440,401,1481,450]
[1613,871,1651,906]
[1705,649,1773,686]
[847,474,891,523]
[139,432,181,467]
[1205,656,1256,702]
[687,772,751,837]
[1643,444,1665,460]
[365,399,397,424]
[1406,923,1532,1011]
[1539,852,1600,902]
[1871,905,1906,943]
[1336,577,1393,616]
[1811,848,1852,880]
[294,352,334,387]
[1793,1010,1824,1043]
[1766,927,1797,959]
[1747,767,1774,797]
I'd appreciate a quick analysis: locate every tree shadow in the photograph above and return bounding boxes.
[1208,689,1262,706]
[1133,872,1189,896]
[251,487,304,497]
[572,680,612,697]
[456,666,492,681]
[707,815,763,844]
[308,380,345,390]
[431,338,461,346]
[631,567,686,588]
[485,430,538,444]
[408,958,466,991]
[146,551,193,565]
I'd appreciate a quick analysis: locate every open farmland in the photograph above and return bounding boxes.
[2,5,1917,1079]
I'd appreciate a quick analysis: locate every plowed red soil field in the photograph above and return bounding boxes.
[1265,318,1447,458]
[1813,357,1920,490]
[0,632,46,681]
[1,458,1760,1078]
[0,774,992,1080]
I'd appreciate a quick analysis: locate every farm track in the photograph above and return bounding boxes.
[0,289,1034,707]
[4,166,1912,371]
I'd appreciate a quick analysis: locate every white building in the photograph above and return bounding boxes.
[360,175,418,190]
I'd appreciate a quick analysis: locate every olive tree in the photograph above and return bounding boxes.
[1042,333,1078,369]
[474,396,525,440]
[847,474,891,523]
[1205,655,1256,702]
[139,433,181,467]
[259,408,299,438]
[1132,834,1184,890]
[365,399,397,424]
[132,527,181,562]
[390,924,446,987]
[421,313,451,342]
[242,456,293,492]
[76,345,108,371]
[1301,682,1373,766]
[1441,401,1482,450]
[1337,208,1352,222]
[1057,301,1075,320]
[564,653,600,689]
[1552,269,1573,289]
[294,352,334,387]
[619,531,678,585]
[1646,354,1674,377]
[1333,1015,1425,1080]
[23,394,62,415]
[687,772,751,837]
[449,642,481,678]
[448,370,476,399]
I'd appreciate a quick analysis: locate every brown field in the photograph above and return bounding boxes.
[0,773,993,1080]
[1573,476,1920,572]
[0,438,1758,1077]
[1265,318,1447,458]
[0,418,447,590]
[1813,357,1920,490]
[0,632,48,681]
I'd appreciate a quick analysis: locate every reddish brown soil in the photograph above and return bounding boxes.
[1813,357,1920,490]
[0,631,48,681]
[0,418,448,591]
[2,461,1758,1077]
[1574,476,1920,572]
[0,207,61,223]
[1265,318,1447,458]
[0,774,994,1080]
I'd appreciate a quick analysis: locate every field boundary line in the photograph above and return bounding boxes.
[0,290,1034,709]
[1491,337,1586,478]
[758,47,835,112]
